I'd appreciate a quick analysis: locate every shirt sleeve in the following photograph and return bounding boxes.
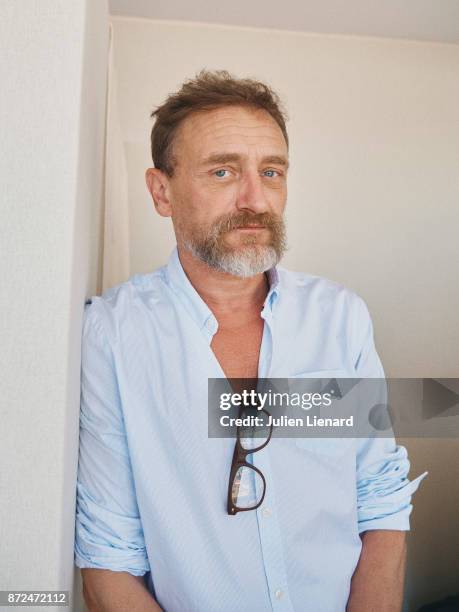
[351,295,428,533]
[74,301,151,576]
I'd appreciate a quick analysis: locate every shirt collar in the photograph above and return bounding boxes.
[164,247,214,331]
[265,265,280,311]
[164,247,281,331]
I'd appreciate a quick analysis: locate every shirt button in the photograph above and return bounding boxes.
[205,318,217,333]
[262,507,272,518]
[275,589,284,600]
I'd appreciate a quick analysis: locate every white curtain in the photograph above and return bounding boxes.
[102,23,130,292]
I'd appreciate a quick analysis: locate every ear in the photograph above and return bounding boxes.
[145,168,172,217]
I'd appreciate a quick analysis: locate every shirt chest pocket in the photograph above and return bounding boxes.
[288,369,356,457]
[295,436,355,457]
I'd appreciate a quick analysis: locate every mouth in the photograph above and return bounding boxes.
[235,225,267,231]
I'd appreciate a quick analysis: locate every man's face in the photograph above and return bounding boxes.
[160,105,288,277]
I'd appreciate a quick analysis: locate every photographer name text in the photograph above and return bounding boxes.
[220,414,354,428]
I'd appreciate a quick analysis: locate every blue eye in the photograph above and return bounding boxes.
[214,169,229,178]
[263,169,278,178]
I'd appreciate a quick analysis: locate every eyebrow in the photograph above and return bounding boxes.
[201,153,289,169]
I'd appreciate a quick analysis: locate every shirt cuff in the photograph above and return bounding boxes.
[357,447,428,533]
[74,486,151,576]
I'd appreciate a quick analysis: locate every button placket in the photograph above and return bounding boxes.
[254,449,293,611]
[253,297,292,610]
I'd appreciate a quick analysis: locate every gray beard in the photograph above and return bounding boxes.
[183,240,281,278]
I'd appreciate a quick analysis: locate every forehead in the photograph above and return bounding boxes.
[174,105,287,161]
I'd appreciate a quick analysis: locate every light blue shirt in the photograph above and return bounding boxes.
[74,247,426,611]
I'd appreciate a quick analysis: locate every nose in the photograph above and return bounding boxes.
[236,171,270,214]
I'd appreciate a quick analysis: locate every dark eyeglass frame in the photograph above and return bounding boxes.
[227,408,273,516]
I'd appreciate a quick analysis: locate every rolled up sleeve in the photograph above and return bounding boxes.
[356,437,427,532]
[352,295,428,533]
[74,302,150,576]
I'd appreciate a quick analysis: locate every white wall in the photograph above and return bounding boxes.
[0,1,108,609]
[111,17,459,610]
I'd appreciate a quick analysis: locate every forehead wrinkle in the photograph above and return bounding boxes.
[184,110,284,139]
[174,107,287,168]
[193,128,283,147]
[198,129,286,153]
[205,118,279,130]
[220,125,282,139]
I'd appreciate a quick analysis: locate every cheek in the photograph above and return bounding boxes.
[170,185,201,219]
[194,183,240,216]
[266,185,287,212]
[172,177,242,224]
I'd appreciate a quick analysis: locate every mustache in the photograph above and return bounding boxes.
[212,211,282,234]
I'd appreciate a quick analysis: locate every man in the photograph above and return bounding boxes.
[75,70,426,611]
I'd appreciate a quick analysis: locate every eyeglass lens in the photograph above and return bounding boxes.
[231,465,264,509]
[238,408,271,451]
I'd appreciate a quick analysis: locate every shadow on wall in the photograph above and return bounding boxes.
[403,437,459,612]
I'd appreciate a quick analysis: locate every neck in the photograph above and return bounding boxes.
[177,245,270,314]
